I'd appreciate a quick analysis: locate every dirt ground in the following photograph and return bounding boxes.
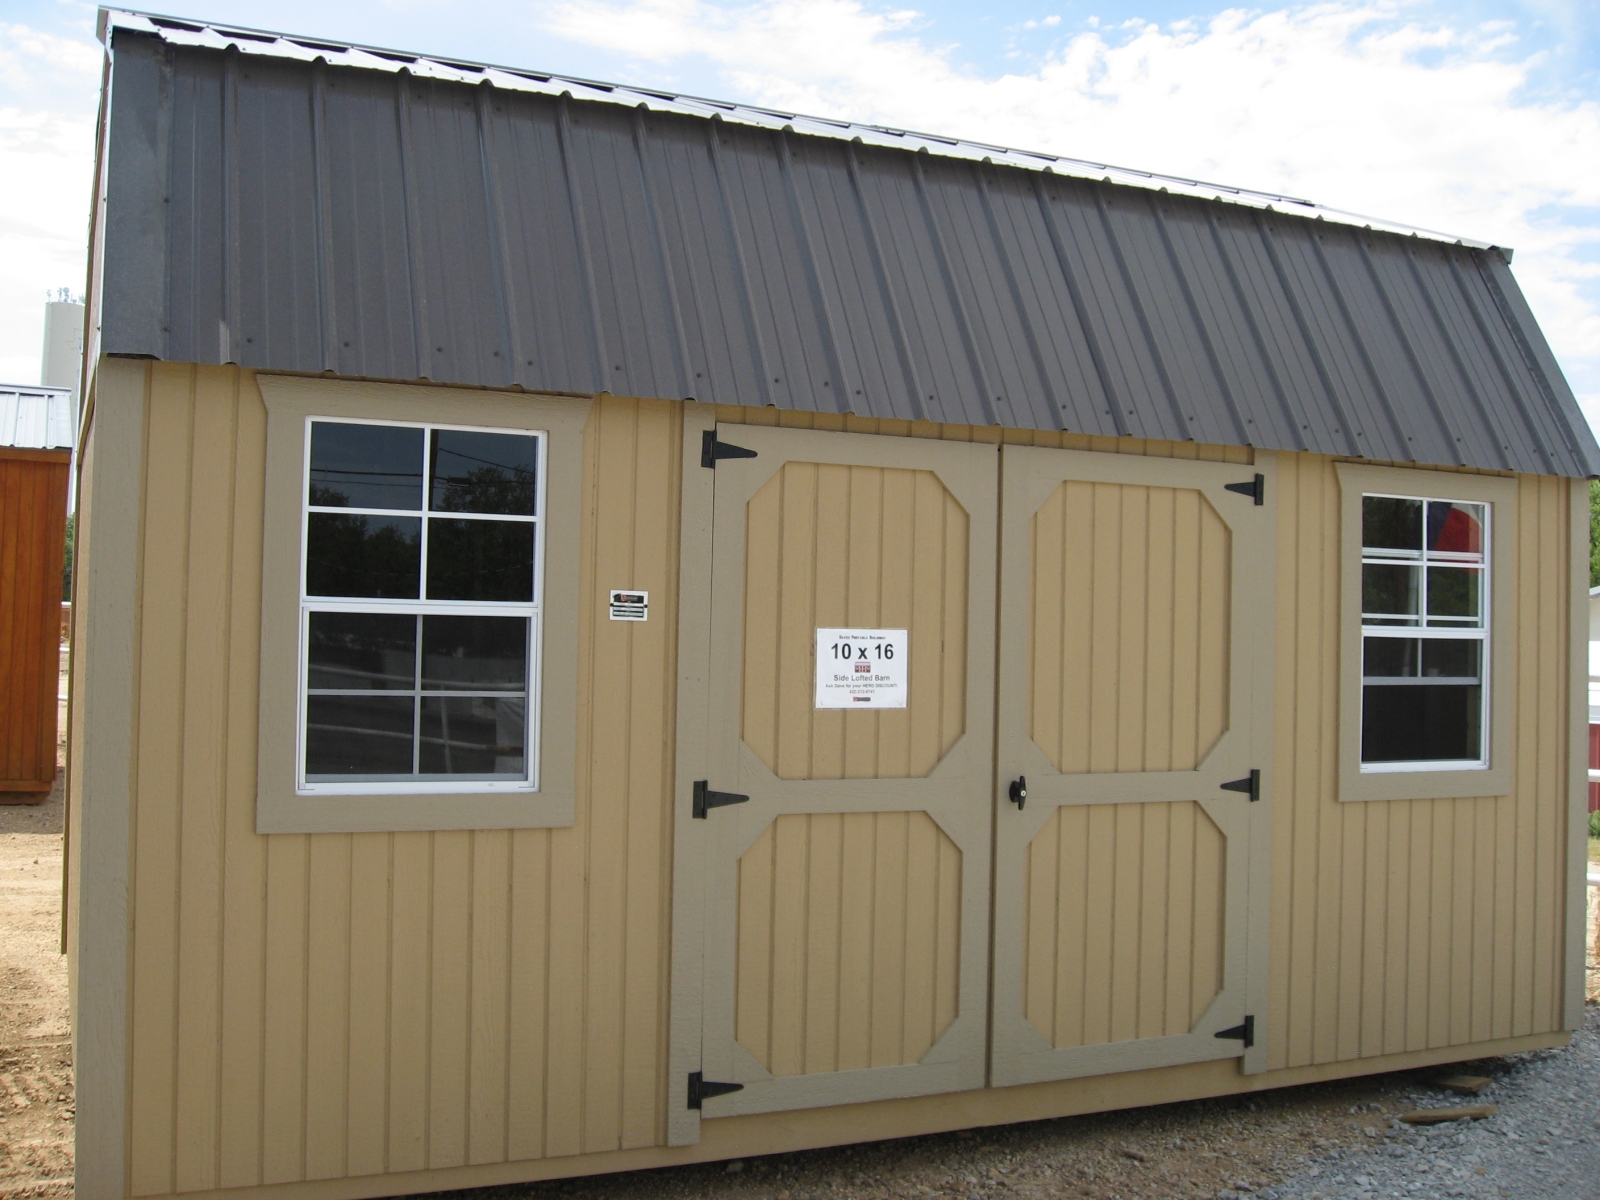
[1,647,1597,1200]
[0,772,72,1195]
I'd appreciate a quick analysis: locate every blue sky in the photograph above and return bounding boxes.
[4,1,1600,431]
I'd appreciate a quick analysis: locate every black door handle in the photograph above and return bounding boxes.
[1008,776,1027,809]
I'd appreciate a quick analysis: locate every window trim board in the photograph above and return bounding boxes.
[256,375,589,833]
[1335,462,1516,802]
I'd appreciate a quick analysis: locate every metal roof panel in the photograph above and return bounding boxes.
[93,19,1600,477]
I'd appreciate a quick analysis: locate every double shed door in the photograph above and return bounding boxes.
[671,424,1272,1143]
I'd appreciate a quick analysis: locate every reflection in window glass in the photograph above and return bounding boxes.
[430,430,540,515]
[309,422,424,509]
[307,612,416,689]
[1359,493,1488,768]
[299,419,543,787]
[305,513,421,598]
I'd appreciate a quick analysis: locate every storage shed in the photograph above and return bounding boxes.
[0,383,73,795]
[69,9,1598,1200]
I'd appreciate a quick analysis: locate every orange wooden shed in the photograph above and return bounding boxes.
[0,385,73,794]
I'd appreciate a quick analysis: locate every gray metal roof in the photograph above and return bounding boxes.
[95,12,1600,477]
[0,385,75,451]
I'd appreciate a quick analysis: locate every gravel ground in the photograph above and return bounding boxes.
[1264,1007,1600,1200]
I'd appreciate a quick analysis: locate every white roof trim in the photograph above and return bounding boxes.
[99,7,1503,254]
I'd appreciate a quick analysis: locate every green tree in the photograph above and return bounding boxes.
[62,512,74,602]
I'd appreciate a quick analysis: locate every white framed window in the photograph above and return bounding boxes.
[1359,492,1489,771]
[297,418,545,792]
[1336,463,1515,802]
[256,376,588,833]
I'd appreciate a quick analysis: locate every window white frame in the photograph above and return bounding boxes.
[1359,489,1490,774]
[295,416,547,794]
[1336,462,1515,803]
[257,376,589,833]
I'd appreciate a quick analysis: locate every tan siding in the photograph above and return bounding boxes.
[740,463,968,781]
[1028,481,1228,773]
[124,368,683,1191]
[1266,457,1572,1072]
[111,373,1575,1195]
[1022,802,1224,1049]
[735,812,961,1075]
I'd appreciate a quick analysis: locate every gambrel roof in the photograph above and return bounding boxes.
[94,9,1600,476]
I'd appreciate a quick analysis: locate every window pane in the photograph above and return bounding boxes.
[422,615,527,691]
[305,694,415,776]
[307,612,416,689]
[1361,562,1419,620]
[426,518,536,602]
[1362,683,1482,762]
[419,697,527,775]
[430,430,540,516]
[306,513,421,598]
[1362,496,1421,553]
[1363,637,1418,677]
[309,422,424,510]
[1421,638,1480,679]
[1426,566,1481,623]
[1426,501,1483,556]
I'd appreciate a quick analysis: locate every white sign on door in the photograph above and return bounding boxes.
[814,628,908,708]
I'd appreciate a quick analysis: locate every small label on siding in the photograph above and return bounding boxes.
[609,590,648,621]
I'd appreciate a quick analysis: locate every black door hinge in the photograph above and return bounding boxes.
[687,1070,744,1109]
[692,780,750,819]
[1214,1015,1255,1048]
[1224,473,1265,505]
[1220,768,1261,802]
[701,430,758,468]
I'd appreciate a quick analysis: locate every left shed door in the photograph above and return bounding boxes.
[681,424,998,1123]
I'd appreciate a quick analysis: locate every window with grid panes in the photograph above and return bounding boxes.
[299,419,543,789]
[1360,493,1488,768]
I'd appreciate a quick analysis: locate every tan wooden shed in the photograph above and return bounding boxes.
[68,11,1596,1200]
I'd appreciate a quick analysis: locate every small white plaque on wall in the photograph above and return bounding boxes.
[609,590,648,621]
[814,628,907,708]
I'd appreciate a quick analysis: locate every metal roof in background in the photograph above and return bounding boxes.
[95,13,1600,477]
[0,386,76,451]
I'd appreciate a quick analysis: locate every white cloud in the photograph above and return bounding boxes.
[0,24,100,386]
[542,0,1600,427]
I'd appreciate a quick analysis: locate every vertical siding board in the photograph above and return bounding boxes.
[802,814,844,1074]
[1284,456,1321,1068]
[1511,478,1538,1034]
[505,830,551,1162]
[580,397,641,1153]
[1531,476,1561,1029]
[386,832,432,1173]
[427,831,472,1168]
[260,834,310,1184]
[129,367,193,1196]
[345,834,392,1177]
[1358,801,1389,1059]
[1267,453,1297,1072]
[304,834,353,1180]
[173,367,236,1193]
[467,830,511,1166]
[620,398,679,1149]
[219,377,268,1190]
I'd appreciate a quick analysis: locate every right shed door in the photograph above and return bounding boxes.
[990,446,1276,1087]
